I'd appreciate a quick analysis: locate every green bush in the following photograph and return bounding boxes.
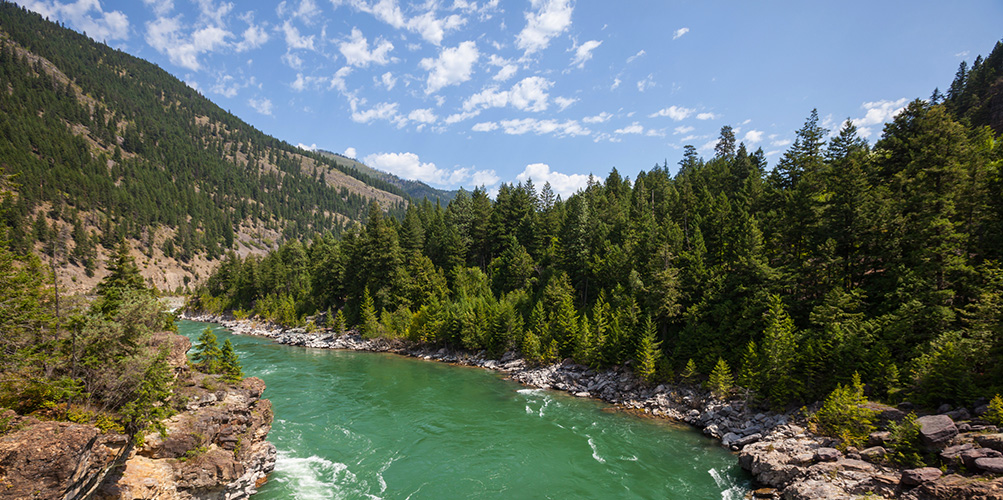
[986,394,1003,426]
[887,412,924,467]
[810,372,877,450]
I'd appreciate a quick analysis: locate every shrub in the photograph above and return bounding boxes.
[986,394,1003,426]
[706,358,734,398]
[810,372,878,450]
[887,412,924,467]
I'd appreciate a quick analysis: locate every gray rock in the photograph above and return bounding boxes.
[916,414,958,448]
[940,443,975,464]
[937,403,953,414]
[722,432,740,447]
[782,480,848,500]
[901,467,943,485]
[815,447,841,462]
[945,408,971,421]
[974,457,1003,474]
[860,446,886,462]
[960,448,1003,469]
[974,433,1003,453]
[868,431,891,447]
[734,433,762,448]
[974,404,990,416]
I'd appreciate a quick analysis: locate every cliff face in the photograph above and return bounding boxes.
[0,333,275,500]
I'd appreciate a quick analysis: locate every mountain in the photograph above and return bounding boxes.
[315,150,458,205]
[0,3,407,293]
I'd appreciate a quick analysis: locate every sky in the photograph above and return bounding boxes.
[14,0,1003,198]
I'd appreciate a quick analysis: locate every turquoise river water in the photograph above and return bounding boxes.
[178,320,751,499]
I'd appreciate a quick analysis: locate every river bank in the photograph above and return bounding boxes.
[181,312,1003,500]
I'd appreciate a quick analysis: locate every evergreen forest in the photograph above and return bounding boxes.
[194,40,1003,409]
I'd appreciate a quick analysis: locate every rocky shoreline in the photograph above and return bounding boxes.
[182,312,1003,499]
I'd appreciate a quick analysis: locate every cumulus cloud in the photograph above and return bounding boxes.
[339,27,394,67]
[145,16,233,71]
[696,112,719,120]
[650,105,693,120]
[672,27,689,39]
[248,96,273,115]
[743,130,764,143]
[290,72,330,91]
[472,121,499,132]
[408,108,437,123]
[22,0,130,42]
[282,19,314,50]
[516,0,573,55]
[515,163,589,198]
[364,151,498,187]
[344,147,357,158]
[626,49,645,63]
[235,22,269,52]
[462,76,552,113]
[350,99,402,125]
[407,11,466,45]
[337,0,465,45]
[421,41,479,94]
[329,66,353,93]
[571,39,601,68]
[379,71,396,90]
[610,78,621,90]
[615,122,644,134]
[554,96,577,111]
[297,142,317,151]
[583,112,611,124]
[142,0,174,16]
[674,125,694,135]
[493,118,591,137]
[845,98,907,138]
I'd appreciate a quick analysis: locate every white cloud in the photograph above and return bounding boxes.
[364,151,498,187]
[571,39,601,68]
[292,0,321,22]
[674,125,694,135]
[408,108,437,123]
[637,74,654,92]
[248,96,273,115]
[696,112,719,120]
[853,98,908,127]
[472,121,498,132]
[515,163,588,198]
[743,130,764,143]
[290,72,330,91]
[350,99,401,124]
[339,0,465,45]
[235,23,269,52]
[583,112,611,124]
[494,118,590,137]
[146,16,227,71]
[339,27,394,67]
[445,110,480,124]
[281,19,314,50]
[329,66,352,93]
[421,41,479,94]
[282,51,304,69]
[515,0,573,55]
[298,142,317,151]
[344,147,357,158]
[554,96,577,111]
[379,71,396,90]
[650,105,693,120]
[195,0,232,26]
[771,138,791,148]
[407,11,466,45]
[626,49,645,63]
[672,27,689,40]
[22,0,131,41]
[610,77,621,90]
[646,129,665,137]
[192,25,230,52]
[493,63,518,81]
[615,122,644,134]
[462,76,552,113]
[142,0,174,16]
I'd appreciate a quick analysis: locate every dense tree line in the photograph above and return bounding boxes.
[0,2,405,265]
[195,80,1003,408]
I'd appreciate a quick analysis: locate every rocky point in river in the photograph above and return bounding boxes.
[0,332,275,500]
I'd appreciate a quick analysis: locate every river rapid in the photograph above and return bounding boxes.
[178,320,751,499]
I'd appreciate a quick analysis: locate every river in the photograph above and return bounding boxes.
[178,320,752,499]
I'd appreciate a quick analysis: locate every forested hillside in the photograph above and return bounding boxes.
[0,3,407,292]
[194,42,1003,409]
[316,150,458,205]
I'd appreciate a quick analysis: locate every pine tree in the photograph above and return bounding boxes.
[220,339,243,382]
[359,286,380,338]
[762,294,802,406]
[634,316,661,383]
[193,327,222,374]
[707,357,735,398]
[681,358,699,385]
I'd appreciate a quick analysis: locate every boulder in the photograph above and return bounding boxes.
[860,446,887,462]
[959,448,1002,469]
[916,414,958,448]
[901,467,944,485]
[734,433,762,448]
[974,433,1003,453]
[815,447,841,462]
[940,443,975,465]
[867,431,891,447]
[974,457,1003,474]
[946,408,971,421]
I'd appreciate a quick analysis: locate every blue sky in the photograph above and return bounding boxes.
[15,0,1003,197]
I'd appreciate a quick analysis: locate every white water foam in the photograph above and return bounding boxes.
[708,468,745,500]
[587,437,606,464]
[273,451,370,500]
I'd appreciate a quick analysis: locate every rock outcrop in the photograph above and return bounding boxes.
[0,333,275,500]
